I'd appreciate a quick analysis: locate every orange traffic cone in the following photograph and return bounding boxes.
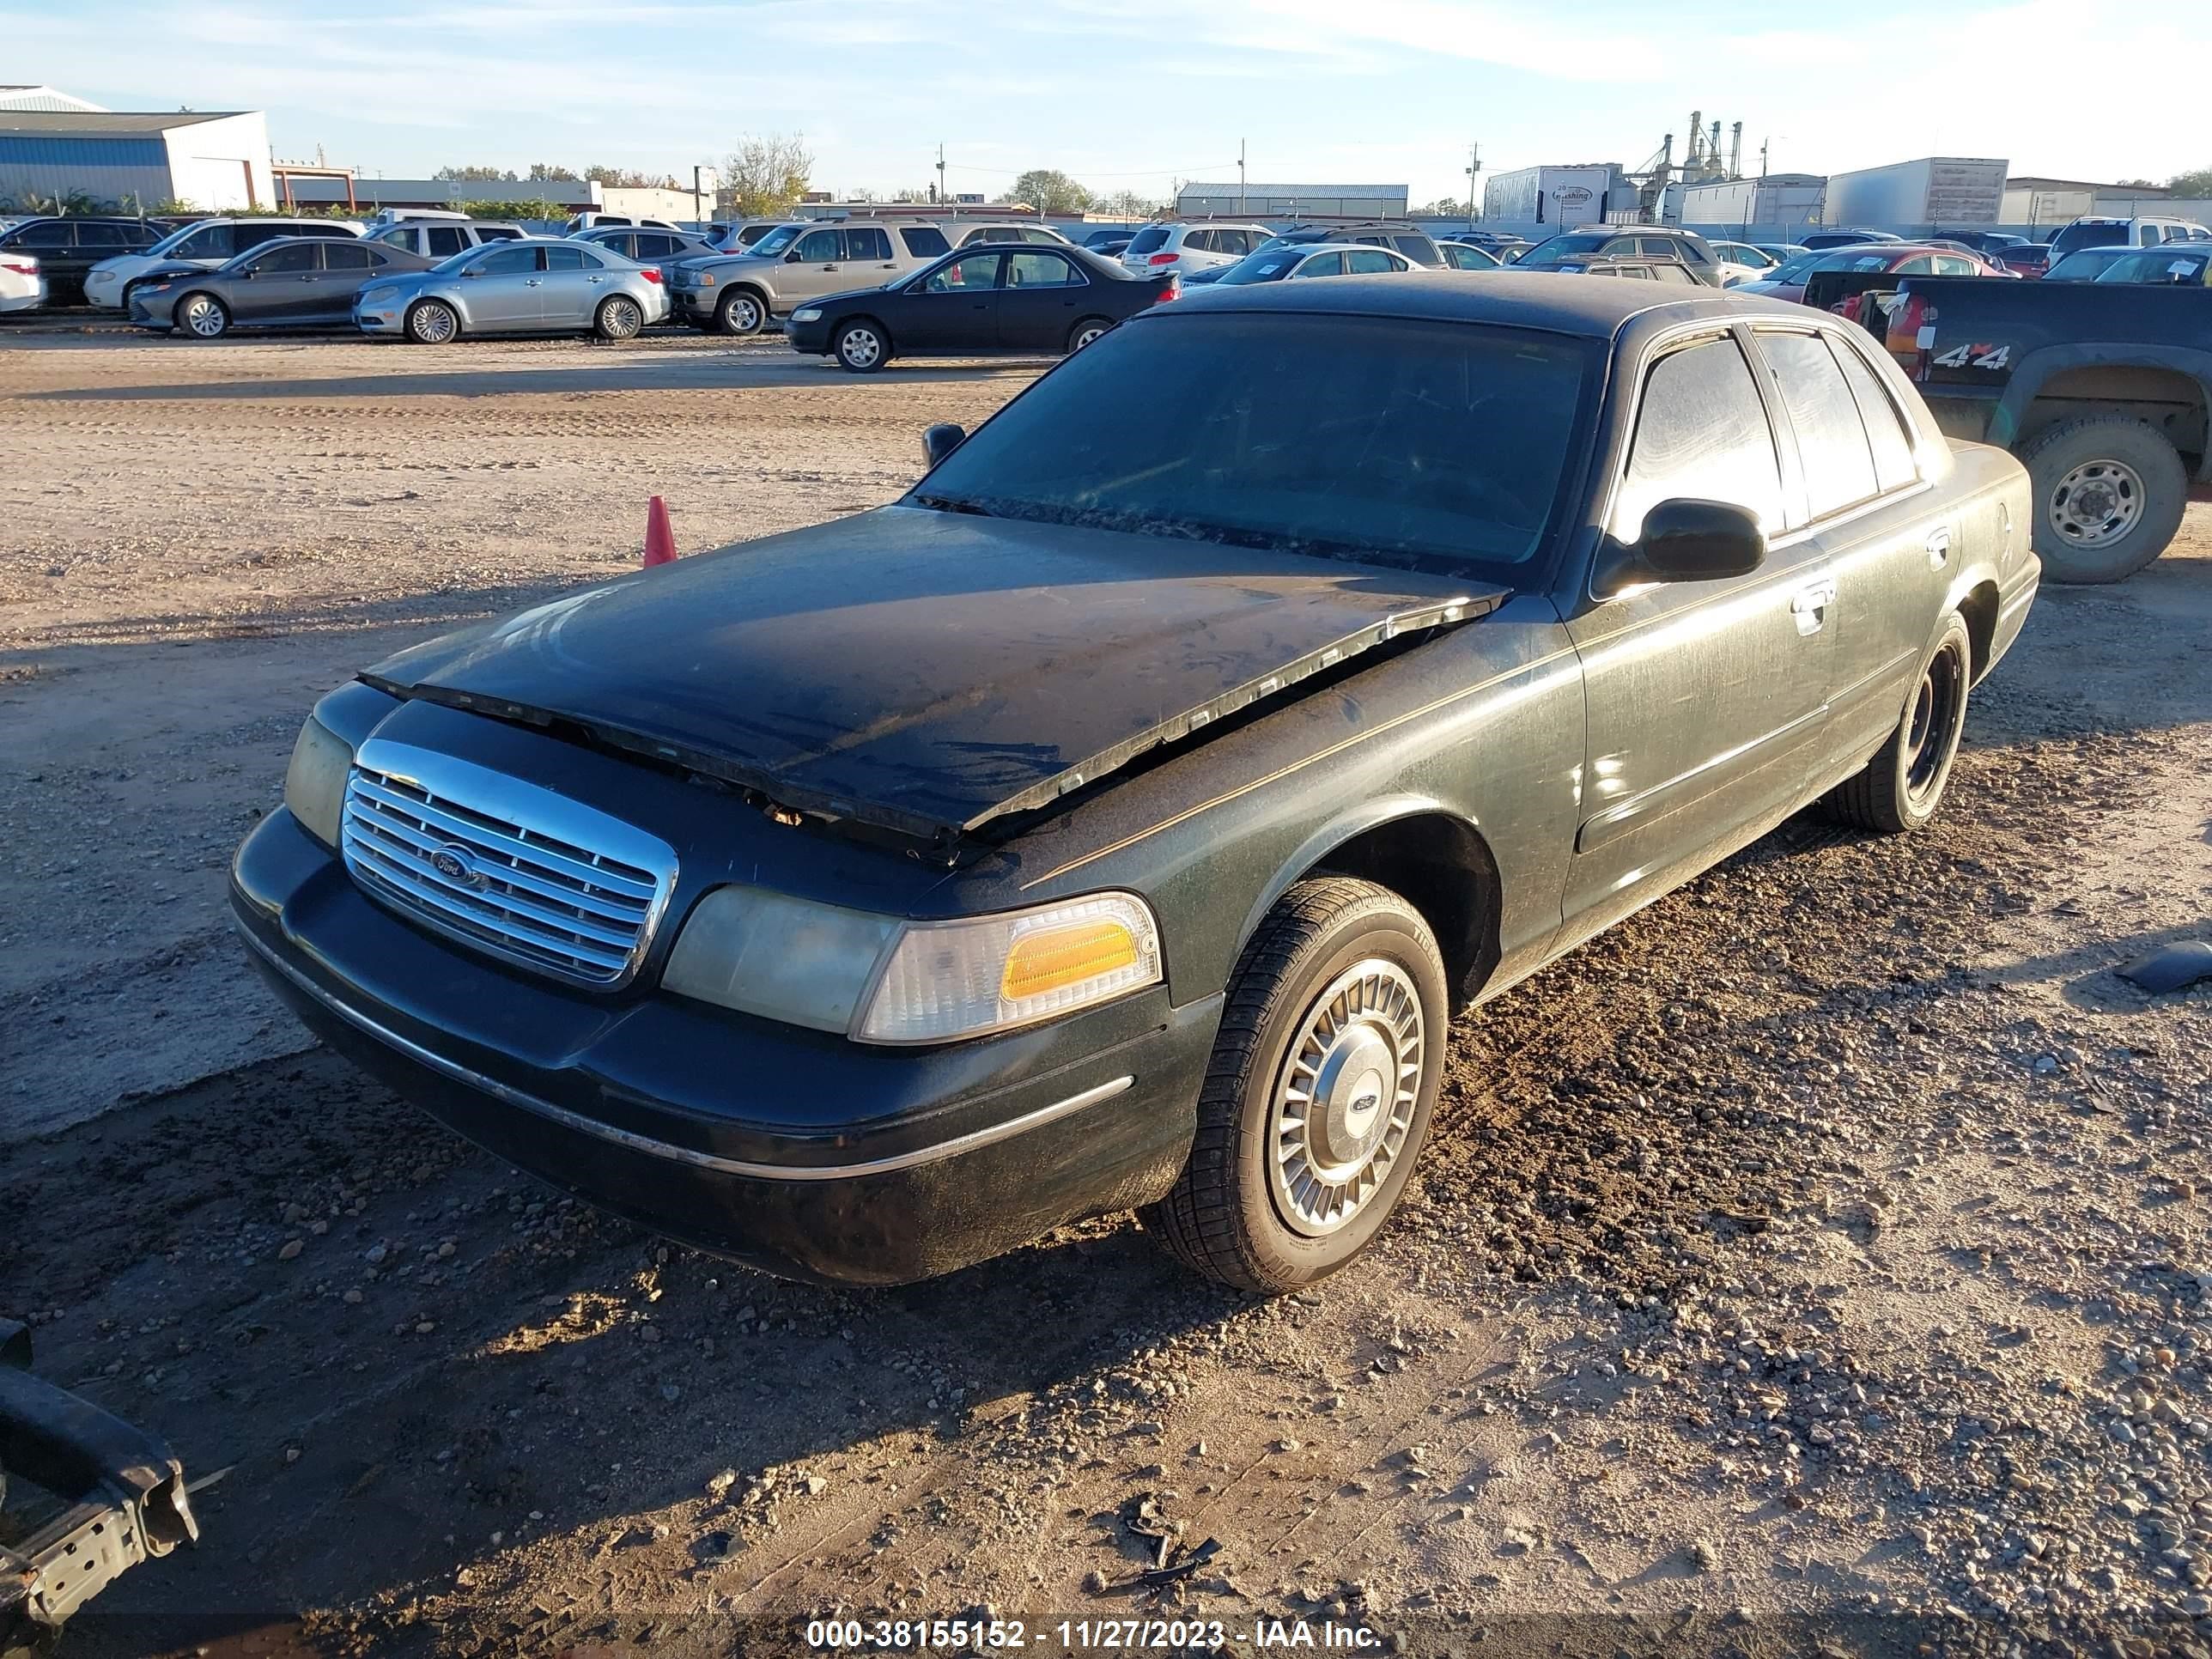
[642,495,677,567]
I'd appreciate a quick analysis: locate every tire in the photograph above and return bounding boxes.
[177,292,228,340]
[1066,317,1112,354]
[594,295,643,341]
[404,299,459,345]
[714,289,766,336]
[834,319,888,373]
[1827,611,1972,835]
[1141,877,1449,1294]
[2018,414,2187,584]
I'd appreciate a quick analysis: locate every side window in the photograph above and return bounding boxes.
[1829,337,1920,492]
[236,223,286,251]
[1345,248,1399,274]
[371,227,410,249]
[473,244,541,276]
[1614,337,1787,541]
[1006,252,1079,287]
[476,226,522,241]
[544,246,593,270]
[2139,224,2160,246]
[1291,251,1346,278]
[1654,264,1697,284]
[79,223,132,248]
[845,227,893,260]
[1390,234,1437,264]
[249,242,320,275]
[1932,254,1978,276]
[1892,255,1935,274]
[13,222,74,248]
[899,226,950,258]
[923,252,1003,292]
[1758,331,1879,519]
[1601,238,1636,257]
[793,228,841,261]
[426,227,466,257]
[324,243,374,270]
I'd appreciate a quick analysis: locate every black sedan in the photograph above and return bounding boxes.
[129,237,435,337]
[235,273,2038,1294]
[786,244,1177,371]
[0,215,164,305]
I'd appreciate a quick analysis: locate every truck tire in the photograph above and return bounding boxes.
[1140,877,1447,1294]
[2018,414,2187,584]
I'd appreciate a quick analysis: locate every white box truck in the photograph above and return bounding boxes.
[1822,157,2006,228]
[1483,164,1614,228]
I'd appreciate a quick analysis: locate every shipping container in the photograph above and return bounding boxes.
[1678,174,1826,230]
[1822,156,2006,228]
[1482,163,1615,228]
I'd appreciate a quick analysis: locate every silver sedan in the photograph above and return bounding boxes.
[353,237,670,343]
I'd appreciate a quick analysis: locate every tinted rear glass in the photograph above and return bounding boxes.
[900,226,951,258]
[2050,222,2128,257]
[916,314,1596,575]
[1126,225,1170,256]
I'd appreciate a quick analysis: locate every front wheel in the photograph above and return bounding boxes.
[834,320,887,373]
[1827,611,1972,834]
[1141,877,1448,1294]
[404,299,459,345]
[2018,414,2187,584]
[594,294,643,341]
[177,293,228,339]
[714,290,765,336]
[1066,317,1111,353]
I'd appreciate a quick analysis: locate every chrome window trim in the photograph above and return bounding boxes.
[237,921,1132,1182]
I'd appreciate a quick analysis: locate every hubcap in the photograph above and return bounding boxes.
[185,299,222,337]
[1075,326,1103,348]
[2048,459,2144,548]
[842,329,880,366]
[1904,641,1965,804]
[731,297,760,331]
[416,305,453,343]
[1267,959,1425,1237]
[606,300,638,335]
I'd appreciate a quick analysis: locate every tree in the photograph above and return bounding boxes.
[1100,187,1164,219]
[1009,169,1094,216]
[434,165,516,182]
[722,132,814,218]
[2166,167,2212,198]
[528,162,580,182]
[1417,195,1469,216]
[585,165,676,189]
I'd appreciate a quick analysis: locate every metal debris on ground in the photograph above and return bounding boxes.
[2119,940,2212,994]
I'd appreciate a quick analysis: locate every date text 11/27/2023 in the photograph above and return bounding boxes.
[804,1617,1385,1650]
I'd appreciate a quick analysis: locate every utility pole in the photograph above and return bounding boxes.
[1464,143,1482,228]
[936,143,946,207]
[692,163,707,228]
[1238,139,1246,216]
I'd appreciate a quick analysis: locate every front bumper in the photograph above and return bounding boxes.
[670,285,715,321]
[127,290,179,328]
[231,808,1212,1285]
[81,267,125,309]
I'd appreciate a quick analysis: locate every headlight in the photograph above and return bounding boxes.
[283,716,352,848]
[360,285,396,306]
[662,889,1163,1043]
[790,307,823,323]
[695,272,716,287]
[146,282,173,294]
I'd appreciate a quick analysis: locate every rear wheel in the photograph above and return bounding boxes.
[2019,414,2187,584]
[1827,611,1972,834]
[1141,877,1448,1293]
[404,299,458,345]
[177,292,228,339]
[834,320,887,373]
[1066,317,1112,353]
[594,295,643,341]
[714,290,765,336]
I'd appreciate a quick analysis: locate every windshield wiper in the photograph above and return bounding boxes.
[911,493,996,517]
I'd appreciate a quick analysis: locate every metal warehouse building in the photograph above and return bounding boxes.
[1175,182,1408,219]
[0,108,275,212]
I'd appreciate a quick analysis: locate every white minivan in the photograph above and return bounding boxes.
[82,216,366,310]
[1120,222,1273,277]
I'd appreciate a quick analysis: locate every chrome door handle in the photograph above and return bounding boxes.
[1790,580,1837,635]
[525,278,542,286]
[1926,526,1952,568]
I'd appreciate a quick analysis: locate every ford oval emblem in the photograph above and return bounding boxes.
[428,845,483,887]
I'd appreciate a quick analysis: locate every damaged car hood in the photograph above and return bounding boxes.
[365,507,1504,844]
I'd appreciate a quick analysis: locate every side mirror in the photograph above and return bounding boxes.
[1596,498,1766,593]
[786,250,803,264]
[921,423,966,467]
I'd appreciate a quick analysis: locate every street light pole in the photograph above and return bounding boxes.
[1464,143,1481,230]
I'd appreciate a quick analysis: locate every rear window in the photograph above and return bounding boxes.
[915,314,1599,576]
[900,226,951,258]
[1126,225,1170,256]
[1519,233,1613,265]
[2049,221,2127,257]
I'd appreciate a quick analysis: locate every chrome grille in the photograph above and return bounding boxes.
[340,738,677,988]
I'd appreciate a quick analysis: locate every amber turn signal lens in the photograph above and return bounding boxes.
[1000,919,1139,1001]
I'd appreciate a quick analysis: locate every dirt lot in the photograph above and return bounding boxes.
[3,328,2210,1658]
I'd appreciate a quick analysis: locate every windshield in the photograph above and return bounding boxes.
[1517,233,1612,265]
[148,220,216,256]
[2046,249,2125,279]
[742,224,800,257]
[913,313,1596,575]
[2098,249,2211,284]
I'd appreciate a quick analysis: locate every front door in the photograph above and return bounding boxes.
[994,250,1090,350]
[462,244,546,330]
[775,225,849,307]
[1562,328,1836,939]
[237,240,325,324]
[901,251,1005,351]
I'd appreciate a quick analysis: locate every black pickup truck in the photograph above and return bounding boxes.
[1804,268,2210,582]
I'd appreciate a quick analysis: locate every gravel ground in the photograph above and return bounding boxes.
[3,330,2209,1659]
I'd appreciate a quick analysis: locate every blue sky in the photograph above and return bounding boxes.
[11,0,2206,204]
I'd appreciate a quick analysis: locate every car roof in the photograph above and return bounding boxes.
[1167,268,1798,336]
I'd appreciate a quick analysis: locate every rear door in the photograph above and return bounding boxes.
[898,250,1004,350]
[841,224,902,284]
[995,250,1088,349]
[537,245,606,325]
[1345,248,1401,276]
[313,241,382,320]
[1562,329,1835,936]
[1290,250,1347,278]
